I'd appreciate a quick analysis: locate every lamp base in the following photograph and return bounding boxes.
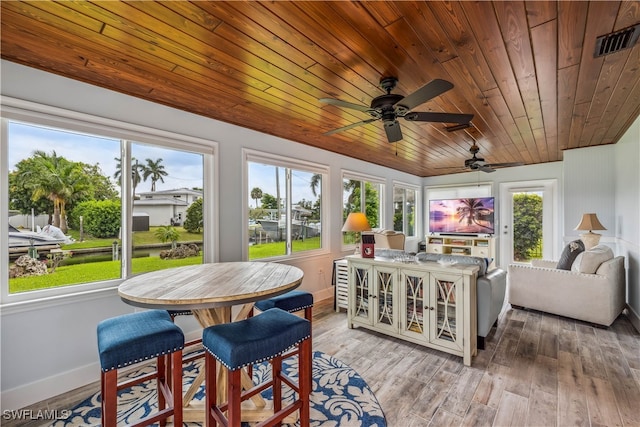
[580,232,601,250]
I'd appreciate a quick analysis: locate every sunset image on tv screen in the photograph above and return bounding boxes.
[429,197,495,234]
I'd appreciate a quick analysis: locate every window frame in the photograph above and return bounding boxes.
[341,170,385,250]
[392,181,420,238]
[1,97,218,306]
[243,149,329,261]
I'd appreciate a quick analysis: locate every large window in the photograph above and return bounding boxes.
[246,151,326,260]
[3,104,214,302]
[393,183,417,237]
[342,172,383,246]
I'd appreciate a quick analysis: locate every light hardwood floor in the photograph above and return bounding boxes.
[8,299,640,427]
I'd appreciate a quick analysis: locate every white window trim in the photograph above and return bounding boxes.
[393,180,421,238]
[243,149,329,261]
[341,170,386,250]
[1,97,219,308]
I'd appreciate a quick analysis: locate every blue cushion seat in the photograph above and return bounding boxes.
[254,290,313,313]
[203,307,311,370]
[97,310,185,372]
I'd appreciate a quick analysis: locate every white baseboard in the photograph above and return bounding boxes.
[626,304,640,333]
[2,362,99,411]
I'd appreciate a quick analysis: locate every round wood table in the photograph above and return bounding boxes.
[118,261,305,423]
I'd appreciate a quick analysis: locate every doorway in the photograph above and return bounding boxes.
[499,180,558,267]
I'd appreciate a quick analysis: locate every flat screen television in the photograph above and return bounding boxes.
[428,197,495,235]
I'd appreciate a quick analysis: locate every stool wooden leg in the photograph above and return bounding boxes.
[272,355,283,415]
[304,307,313,322]
[299,338,312,427]
[205,352,217,427]
[171,351,183,427]
[228,368,242,427]
[157,355,167,427]
[101,370,118,427]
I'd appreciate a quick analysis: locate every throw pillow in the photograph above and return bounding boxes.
[571,244,614,274]
[556,239,585,270]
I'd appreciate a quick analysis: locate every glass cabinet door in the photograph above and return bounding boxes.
[351,263,372,322]
[373,266,397,331]
[431,273,463,351]
[400,268,430,340]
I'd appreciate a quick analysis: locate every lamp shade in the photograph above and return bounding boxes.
[574,213,607,231]
[341,212,371,232]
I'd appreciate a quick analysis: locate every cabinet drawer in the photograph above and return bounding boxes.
[473,247,490,256]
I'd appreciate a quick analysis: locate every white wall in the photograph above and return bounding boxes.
[1,60,639,410]
[614,117,640,330]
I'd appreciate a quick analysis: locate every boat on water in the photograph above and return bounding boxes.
[9,224,74,248]
[256,206,320,241]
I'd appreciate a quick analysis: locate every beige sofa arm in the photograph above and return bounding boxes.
[508,257,625,326]
[531,259,558,268]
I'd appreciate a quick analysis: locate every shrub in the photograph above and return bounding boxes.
[183,198,203,233]
[69,200,121,238]
[155,225,180,247]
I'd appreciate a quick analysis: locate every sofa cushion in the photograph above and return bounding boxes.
[416,253,487,276]
[571,244,614,274]
[556,239,585,270]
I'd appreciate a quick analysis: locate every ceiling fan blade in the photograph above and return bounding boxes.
[404,111,474,124]
[479,166,496,173]
[395,79,454,111]
[487,162,525,168]
[384,120,403,143]
[319,98,371,112]
[324,118,378,135]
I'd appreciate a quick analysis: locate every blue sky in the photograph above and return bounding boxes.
[8,122,203,192]
[8,121,318,204]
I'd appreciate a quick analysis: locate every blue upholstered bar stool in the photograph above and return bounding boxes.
[97,310,185,427]
[203,308,312,427]
[253,290,314,323]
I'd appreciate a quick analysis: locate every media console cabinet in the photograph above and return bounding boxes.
[346,255,479,366]
[426,235,495,268]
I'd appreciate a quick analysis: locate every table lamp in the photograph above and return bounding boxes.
[342,212,371,255]
[574,213,606,249]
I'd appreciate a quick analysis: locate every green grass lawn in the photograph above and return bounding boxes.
[9,230,320,293]
[248,237,321,259]
[64,226,203,249]
[9,255,203,293]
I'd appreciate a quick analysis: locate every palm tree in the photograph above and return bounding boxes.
[113,157,144,197]
[310,174,322,197]
[20,150,90,233]
[142,158,168,192]
[250,187,263,208]
[456,198,492,230]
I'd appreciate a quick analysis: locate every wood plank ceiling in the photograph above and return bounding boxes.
[1,1,639,177]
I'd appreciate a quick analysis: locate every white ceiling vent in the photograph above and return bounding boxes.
[594,24,640,58]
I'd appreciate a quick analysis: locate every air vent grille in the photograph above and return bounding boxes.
[594,24,640,57]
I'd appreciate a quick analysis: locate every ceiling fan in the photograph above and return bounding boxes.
[461,143,524,173]
[319,77,473,143]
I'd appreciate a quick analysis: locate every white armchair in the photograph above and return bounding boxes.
[508,256,625,326]
[372,229,405,250]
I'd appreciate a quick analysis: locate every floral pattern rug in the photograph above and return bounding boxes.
[51,351,386,426]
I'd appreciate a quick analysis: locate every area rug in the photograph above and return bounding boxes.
[51,351,386,426]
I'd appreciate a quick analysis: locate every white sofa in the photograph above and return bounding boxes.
[508,256,625,326]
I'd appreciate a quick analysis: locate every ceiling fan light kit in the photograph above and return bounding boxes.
[320,77,474,143]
